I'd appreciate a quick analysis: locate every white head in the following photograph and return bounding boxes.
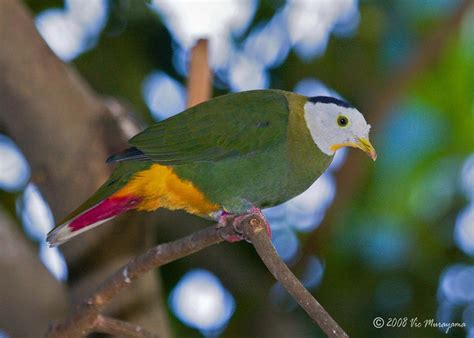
[304,96,377,160]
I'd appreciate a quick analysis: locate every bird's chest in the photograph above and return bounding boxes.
[239,144,332,208]
[287,145,333,197]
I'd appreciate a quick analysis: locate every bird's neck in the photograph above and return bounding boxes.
[286,94,333,191]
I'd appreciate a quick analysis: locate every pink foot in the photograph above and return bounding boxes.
[216,211,244,243]
[216,207,272,243]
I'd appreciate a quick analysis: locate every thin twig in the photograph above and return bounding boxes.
[368,0,474,122]
[47,214,347,337]
[187,39,212,107]
[301,0,474,258]
[46,223,237,337]
[239,215,348,338]
[94,315,159,338]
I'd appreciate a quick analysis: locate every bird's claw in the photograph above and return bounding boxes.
[216,211,246,242]
[215,207,272,243]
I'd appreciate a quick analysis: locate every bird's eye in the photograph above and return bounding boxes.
[337,115,349,127]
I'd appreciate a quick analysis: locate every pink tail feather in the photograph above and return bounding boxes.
[47,195,140,246]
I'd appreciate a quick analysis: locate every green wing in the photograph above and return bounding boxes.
[129,90,291,165]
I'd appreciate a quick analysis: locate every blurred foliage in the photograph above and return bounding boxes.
[6,0,473,337]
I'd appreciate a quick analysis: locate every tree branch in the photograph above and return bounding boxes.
[239,216,348,338]
[47,222,234,337]
[47,214,347,337]
[367,0,474,122]
[94,315,159,338]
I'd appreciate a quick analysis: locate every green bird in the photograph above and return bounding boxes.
[47,89,376,246]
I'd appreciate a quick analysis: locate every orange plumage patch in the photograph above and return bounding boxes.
[113,164,220,216]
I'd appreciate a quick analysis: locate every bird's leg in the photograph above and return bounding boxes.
[215,207,272,243]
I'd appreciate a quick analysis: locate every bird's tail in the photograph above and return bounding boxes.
[47,194,140,247]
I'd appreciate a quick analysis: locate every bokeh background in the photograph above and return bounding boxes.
[0,0,473,337]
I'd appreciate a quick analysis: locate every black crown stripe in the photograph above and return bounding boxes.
[308,96,353,108]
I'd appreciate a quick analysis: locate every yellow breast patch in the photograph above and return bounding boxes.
[113,164,221,216]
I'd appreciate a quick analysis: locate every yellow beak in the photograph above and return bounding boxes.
[330,138,377,161]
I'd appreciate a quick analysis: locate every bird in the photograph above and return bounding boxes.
[47,89,376,246]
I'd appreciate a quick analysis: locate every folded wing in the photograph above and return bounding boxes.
[126,90,290,165]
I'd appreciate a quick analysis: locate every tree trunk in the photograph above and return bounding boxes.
[0,209,69,337]
[0,0,171,336]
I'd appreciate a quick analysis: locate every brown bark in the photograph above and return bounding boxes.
[93,315,159,338]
